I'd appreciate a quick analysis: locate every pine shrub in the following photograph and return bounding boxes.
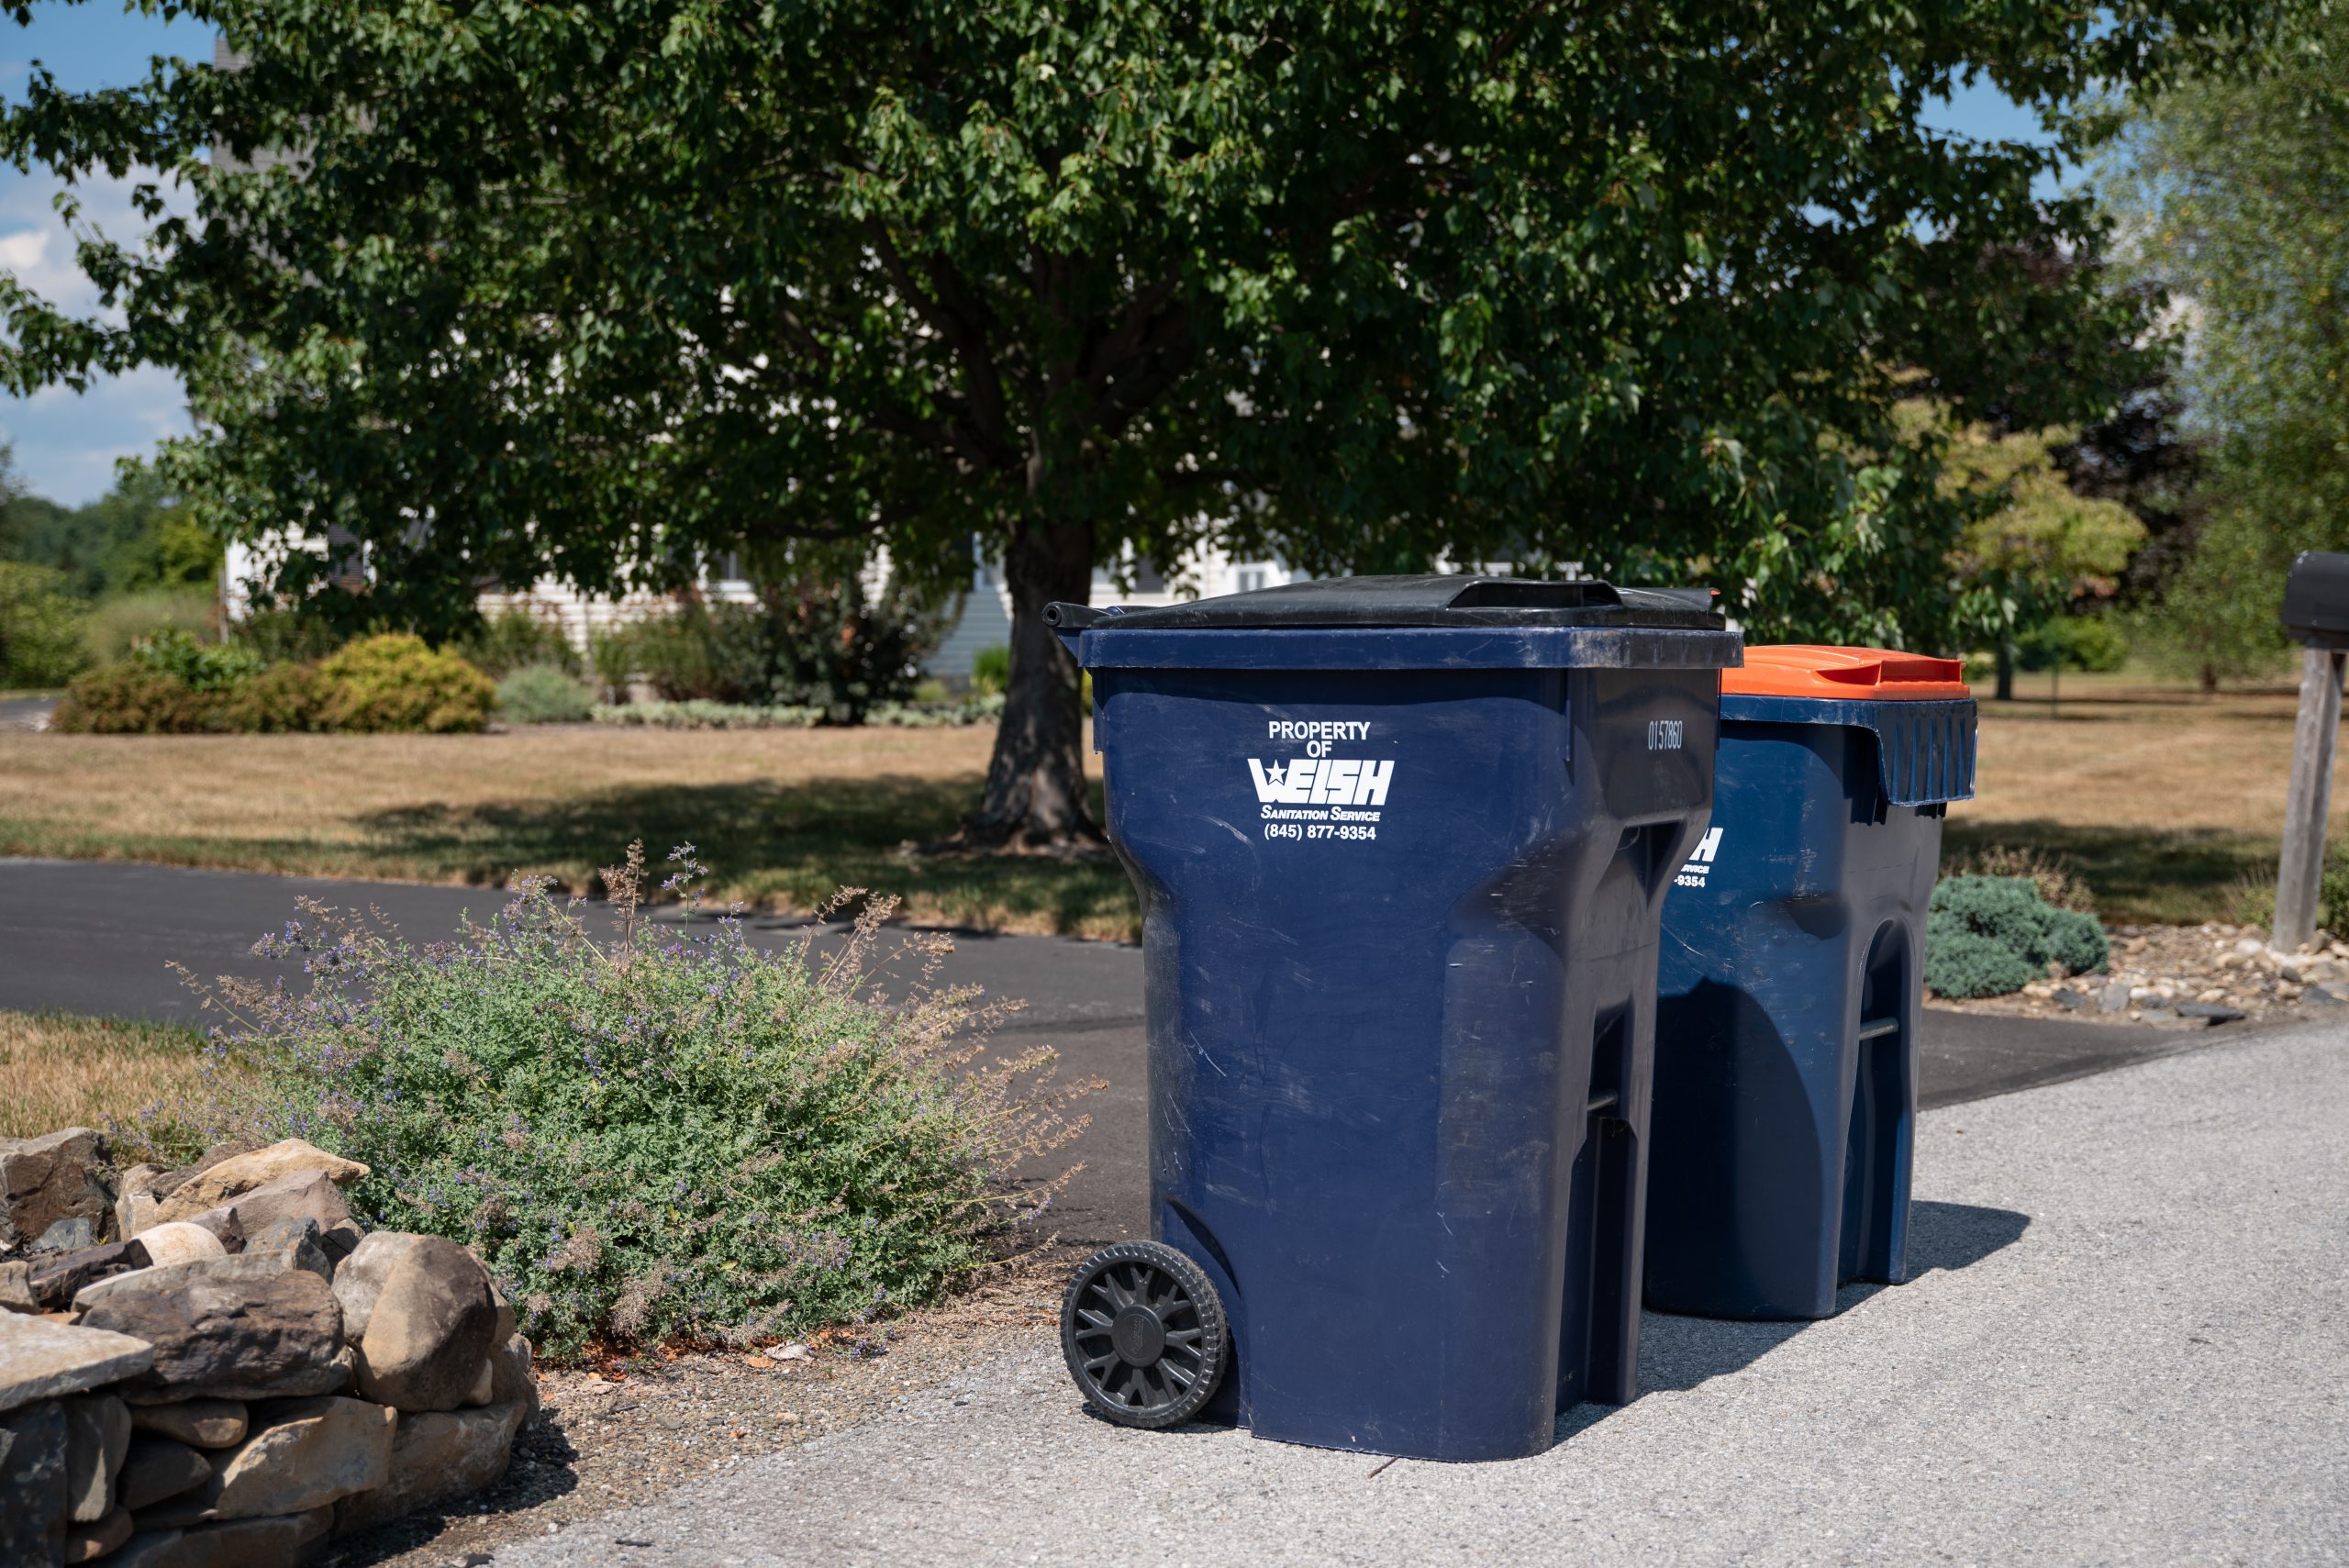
[1925,874,2111,998]
[218,662,328,732]
[168,849,1094,1358]
[1920,921,2042,999]
[51,661,224,732]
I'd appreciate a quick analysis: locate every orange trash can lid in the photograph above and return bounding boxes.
[1724,645,1971,701]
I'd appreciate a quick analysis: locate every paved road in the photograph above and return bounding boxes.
[494,1018,2349,1567]
[0,858,2237,1247]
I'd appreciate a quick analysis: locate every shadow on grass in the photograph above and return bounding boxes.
[1553,1200,2032,1443]
[352,773,1138,940]
[1943,819,2271,927]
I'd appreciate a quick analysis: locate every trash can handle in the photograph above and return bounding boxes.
[1043,602,1114,630]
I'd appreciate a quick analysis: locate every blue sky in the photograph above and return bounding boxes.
[0,6,2062,508]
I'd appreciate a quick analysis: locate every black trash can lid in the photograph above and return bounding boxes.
[1045,575,1724,632]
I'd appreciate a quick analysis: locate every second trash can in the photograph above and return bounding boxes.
[1646,645,1976,1320]
[1049,576,1741,1462]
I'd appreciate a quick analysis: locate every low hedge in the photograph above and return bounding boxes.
[1925,874,2111,999]
[52,631,495,735]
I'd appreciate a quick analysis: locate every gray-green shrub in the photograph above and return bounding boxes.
[1925,874,2110,998]
[170,848,1092,1358]
[496,662,596,724]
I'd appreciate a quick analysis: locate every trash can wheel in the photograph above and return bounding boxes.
[1060,1240,1230,1429]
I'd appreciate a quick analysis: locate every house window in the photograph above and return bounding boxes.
[1235,568,1268,594]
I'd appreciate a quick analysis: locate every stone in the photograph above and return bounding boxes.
[1,1260,35,1315]
[100,1530,184,1568]
[1,1398,69,1567]
[0,1129,116,1251]
[61,1394,129,1523]
[2098,979,2132,1013]
[179,1173,355,1264]
[155,1396,394,1524]
[117,1435,214,1511]
[134,1224,228,1270]
[2052,986,2089,1011]
[462,1355,495,1408]
[2176,1000,2246,1022]
[329,1232,425,1342]
[62,1506,130,1563]
[0,1313,156,1415]
[153,1507,331,1568]
[347,1237,499,1413]
[115,1166,168,1241]
[489,1334,536,1415]
[154,1142,368,1226]
[76,1270,345,1405]
[34,1218,97,1253]
[25,1240,151,1313]
[242,1218,333,1282]
[73,1249,336,1315]
[331,1400,525,1538]
[130,1398,247,1450]
[2306,983,2346,1008]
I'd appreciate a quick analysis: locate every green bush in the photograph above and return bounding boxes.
[0,561,91,687]
[624,573,953,720]
[2232,857,2349,942]
[1925,874,2111,997]
[170,851,1090,1357]
[317,634,496,733]
[129,628,265,693]
[969,644,1009,697]
[1920,922,2043,999]
[587,626,634,702]
[460,609,581,678]
[83,588,215,664]
[1944,844,2098,913]
[51,661,224,733]
[217,662,328,733]
[496,662,596,724]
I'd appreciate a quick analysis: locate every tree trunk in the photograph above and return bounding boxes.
[1994,640,2016,703]
[955,513,1106,853]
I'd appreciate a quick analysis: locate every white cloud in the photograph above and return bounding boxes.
[0,162,195,503]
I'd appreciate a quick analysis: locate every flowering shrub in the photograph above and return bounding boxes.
[173,846,1094,1357]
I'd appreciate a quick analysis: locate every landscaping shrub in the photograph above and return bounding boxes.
[497,662,596,724]
[129,628,265,692]
[620,573,954,719]
[317,633,497,733]
[168,848,1094,1357]
[51,660,224,733]
[0,561,90,686]
[1925,874,2110,997]
[217,662,328,732]
[587,626,633,702]
[969,643,1009,697]
[461,607,581,677]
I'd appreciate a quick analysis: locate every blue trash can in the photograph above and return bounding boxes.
[1048,576,1742,1462]
[1646,646,1976,1320]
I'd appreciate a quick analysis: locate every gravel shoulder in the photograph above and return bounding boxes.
[485,1018,2349,1568]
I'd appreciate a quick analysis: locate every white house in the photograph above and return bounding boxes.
[222,534,1308,684]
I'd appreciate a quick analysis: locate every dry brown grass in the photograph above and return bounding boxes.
[0,725,1135,939]
[1950,668,2342,923]
[0,1012,228,1160]
[0,668,2334,930]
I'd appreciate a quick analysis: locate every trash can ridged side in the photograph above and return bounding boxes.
[1648,669,1975,1322]
[1069,595,1737,1462]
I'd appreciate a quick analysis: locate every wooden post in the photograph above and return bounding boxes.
[2273,644,2347,951]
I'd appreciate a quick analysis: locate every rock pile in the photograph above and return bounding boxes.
[1,1131,536,1567]
[1934,922,2349,1026]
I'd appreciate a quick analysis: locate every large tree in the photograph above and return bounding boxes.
[1,1,2269,845]
[2096,6,2346,686]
